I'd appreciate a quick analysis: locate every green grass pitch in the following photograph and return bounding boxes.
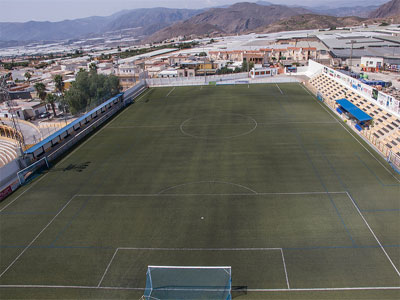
[0,83,399,299]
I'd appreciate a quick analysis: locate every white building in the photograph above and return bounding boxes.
[249,67,277,79]
[360,57,384,69]
[158,69,178,78]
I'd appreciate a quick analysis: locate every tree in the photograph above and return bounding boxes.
[53,75,64,94]
[89,63,98,73]
[241,60,254,72]
[34,82,47,102]
[199,52,207,57]
[64,69,121,115]
[24,72,32,82]
[45,93,57,117]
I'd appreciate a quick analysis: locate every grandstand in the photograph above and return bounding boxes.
[0,138,18,167]
[309,73,400,160]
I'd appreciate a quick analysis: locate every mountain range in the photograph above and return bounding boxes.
[0,1,398,46]
[368,0,400,18]
[0,8,202,42]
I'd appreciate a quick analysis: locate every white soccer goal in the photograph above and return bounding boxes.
[144,266,232,300]
[17,157,50,185]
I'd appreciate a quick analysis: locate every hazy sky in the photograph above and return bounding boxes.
[0,0,389,22]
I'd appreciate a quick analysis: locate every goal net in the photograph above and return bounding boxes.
[144,266,232,300]
[17,157,50,185]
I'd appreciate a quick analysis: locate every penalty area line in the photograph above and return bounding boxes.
[1,285,399,292]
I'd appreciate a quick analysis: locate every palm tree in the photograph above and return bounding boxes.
[34,82,47,101]
[53,75,64,94]
[24,72,32,82]
[45,93,57,117]
[34,82,48,111]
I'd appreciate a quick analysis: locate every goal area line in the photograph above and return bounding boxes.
[1,285,399,292]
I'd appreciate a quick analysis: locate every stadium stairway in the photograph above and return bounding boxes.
[309,73,400,157]
[0,138,18,167]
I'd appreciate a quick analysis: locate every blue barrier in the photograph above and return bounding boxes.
[336,108,343,115]
[355,124,362,131]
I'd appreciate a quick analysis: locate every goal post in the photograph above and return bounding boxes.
[17,157,50,185]
[144,266,232,300]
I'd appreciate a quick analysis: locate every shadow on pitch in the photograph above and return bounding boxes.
[232,286,248,298]
[50,161,91,173]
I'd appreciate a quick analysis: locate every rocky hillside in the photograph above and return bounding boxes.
[260,14,365,33]
[369,0,400,18]
[147,2,312,42]
[310,6,379,18]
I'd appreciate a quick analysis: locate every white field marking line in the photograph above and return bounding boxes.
[345,192,400,277]
[98,248,119,287]
[132,88,151,103]
[157,181,258,195]
[108,125,179,129]
[0,285,144,290]
[76,191,347,197]
[0,195,77,278]
[1,285,399,292]
[247,287,400,292]
[118,247,282,251]
[300,84,400,183]
[280,249,290,289]
[257,121,338,125]
[166,87,175,97]
[0,90,148,213]
[276,84,283,95]
[148,265,231,269]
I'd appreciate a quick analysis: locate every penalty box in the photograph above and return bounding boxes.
[2,193,398,289]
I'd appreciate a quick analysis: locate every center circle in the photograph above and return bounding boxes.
[180,113,257,139]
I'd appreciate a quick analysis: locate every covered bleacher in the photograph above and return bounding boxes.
[309,73,400,158]
[24,93,124,159]
[336,99,373,130]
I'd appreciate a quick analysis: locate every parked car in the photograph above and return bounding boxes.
[38,112,51,119]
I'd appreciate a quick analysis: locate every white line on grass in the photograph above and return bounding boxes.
[0,195,78,278]
[345,192,400,277]
[76,191,347,197]
[133,88,152,103]
[0,285,144,290]
[118,247,282,251]
[276,84,284,95]
[166,87,175,97]
[299,84,400,183]
[157,181,258,195]
[247,287,400,292]
[1,285,399,292]
[98,249,119,287]
[280,249,290,289]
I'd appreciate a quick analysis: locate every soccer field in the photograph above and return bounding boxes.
[0,83,399,299]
